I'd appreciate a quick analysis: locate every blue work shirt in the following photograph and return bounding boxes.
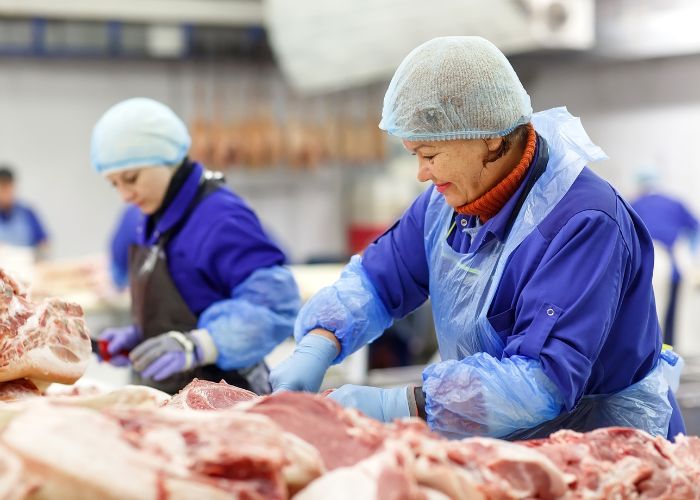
[138,163,286,316]
[363,151,684,437]
[631,192,698,282]
[110,204,143,289]
[0,203,47,248]
[631,193,698,250]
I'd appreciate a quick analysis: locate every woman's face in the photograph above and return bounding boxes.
[403,137,504,208]
[106,166,174,214]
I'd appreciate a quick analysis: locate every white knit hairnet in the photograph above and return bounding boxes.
[91,97,191,175]
[379,36,532,141]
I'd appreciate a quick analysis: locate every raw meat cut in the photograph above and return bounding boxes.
[296,424,571,500]
[295,442,430,500]
[1,401,322,499]
[111,407,323,496]
[0,269,90,384]
[49,384,171,410]
[524,427,699,498]
[166,380,389,471]
[405,434,571,500]
[0,385,171,432]
[2,402,178,499]
[0,443,36,500]
[664,433,700,483]
[0,379,40,401]
[246,391,387,470]
[165,378,257,409]
[44,383,105,397]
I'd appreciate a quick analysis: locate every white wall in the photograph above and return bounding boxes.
[0,58,180,259]
[0,58,349,262]
[521,53,700,209]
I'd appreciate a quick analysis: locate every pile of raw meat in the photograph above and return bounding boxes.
[0,269,699,499]
[0,379,699,499]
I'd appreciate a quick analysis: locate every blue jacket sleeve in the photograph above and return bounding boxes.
[197,204,286,295]
[361,187,432,318]
[198,265,300,370]
[25,207,48,246]
[295,255,393,362]
[424,354,564,439]
[677,201,699,240]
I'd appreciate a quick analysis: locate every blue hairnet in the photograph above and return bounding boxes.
[635,164,661,188]
[424,354,564,439]
[379,36,532,141]
[294,255,393,362]
[91,97,191,175]
[198,266,301,370]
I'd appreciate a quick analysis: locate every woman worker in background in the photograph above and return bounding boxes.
[271,36,685,440]
[93,97,300,395]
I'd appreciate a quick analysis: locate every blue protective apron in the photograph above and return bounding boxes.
[129,171,270,396]
[424,107,675,438]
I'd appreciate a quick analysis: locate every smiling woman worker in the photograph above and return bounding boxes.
[92,97,299,395]
[271,37,685,439]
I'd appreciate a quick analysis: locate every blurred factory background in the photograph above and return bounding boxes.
[2,0,700,432]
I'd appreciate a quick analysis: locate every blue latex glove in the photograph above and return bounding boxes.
[270,334,338,393]
[328,385,410,423]
[129,329,218,381]
[98,325,142,367]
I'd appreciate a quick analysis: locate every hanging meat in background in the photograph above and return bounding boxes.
[283,120,326,170]
[246,117,267,168]
[209,121,239,169]
[188,73,217,167]
[187,116,213,165]
[188,71,387,171]
[210,95,237,170]
[371,113,387,163]
[322,118,343,165]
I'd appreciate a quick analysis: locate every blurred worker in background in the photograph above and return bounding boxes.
[0,166,49,259]
[91,97,300,395]
[631,165,699,346]
[271,36,684,440]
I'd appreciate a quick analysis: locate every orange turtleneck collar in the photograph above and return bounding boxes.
[455,123,537,223]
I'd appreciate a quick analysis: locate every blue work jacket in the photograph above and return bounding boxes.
[363,153,685,438]
[631,192,698,283]
[631,193,698,250]
[0,203,47,248]
[137,163,286,316]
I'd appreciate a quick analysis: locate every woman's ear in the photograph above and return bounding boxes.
[481,136,505,165]
[484,137,503,153]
